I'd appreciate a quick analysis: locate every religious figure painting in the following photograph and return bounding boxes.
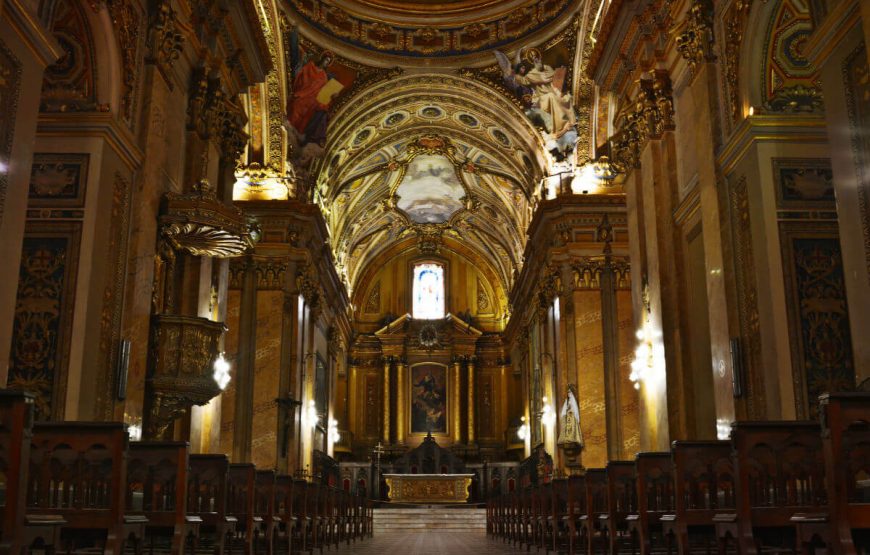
[494,43,577,162]
[287,31,358,172]
[396,155,465,223]
[411,364,448,434]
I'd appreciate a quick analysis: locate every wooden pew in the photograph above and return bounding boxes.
[228,463,257,555]
[0,390,42,555]
[604,461,637,555]
[820,392,870,555]
[629,452,674,555]
[188,454,234,555]
[272,475,295,554]
[26,422,145,555]
[126,441,196,555]
[661,440,734,555]
[565,474,587,555]
[580,468,608,555]
[291,479,312,554]
[550,477,570,554]
[254,470,278,555]
[729,421,827,555]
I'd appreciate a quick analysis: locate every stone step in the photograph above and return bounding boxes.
[372,508,486,532]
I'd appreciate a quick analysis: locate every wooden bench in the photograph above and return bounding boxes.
[581,468,608,555]
[0,390,41,554]
[188,454,234,555]
[126,441,196,555]
[729,421,826,555]
[564,474,587,555]
[630,452,674,555]
[662,440,734,555]
[820,392,870,555]
[272,475,295,554]
[605,461,637,555]
[254,470,278,555]
[228,463,257,555]
[26,422,145,555]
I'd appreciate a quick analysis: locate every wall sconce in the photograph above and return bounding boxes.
[716,419,732,440]
[328,418,340,445]
[126,422,142,442]
[541,397,557,428]
[213,353,231,390]
[629,319,666,390]
[303,399,319,429]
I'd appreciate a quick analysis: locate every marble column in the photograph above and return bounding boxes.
[452,359,462,443]
[467,358,476,445]
[382,357,391,445]
[396,359,405,444]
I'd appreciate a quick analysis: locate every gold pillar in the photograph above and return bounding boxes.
[467,358,476,444]
[383,358,391,444]
[452,360,461,443]
[348,364,358,445]
[396,360,405,444]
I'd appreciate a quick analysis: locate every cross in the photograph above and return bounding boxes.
[373,442,385,500]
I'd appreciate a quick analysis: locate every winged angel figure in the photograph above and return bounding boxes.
[494,47,578,161]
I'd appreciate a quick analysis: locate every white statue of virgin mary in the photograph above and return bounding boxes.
[557,385,583,447]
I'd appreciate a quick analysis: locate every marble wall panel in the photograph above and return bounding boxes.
[573,290,606,468]
[220,290,241,457]
[252,290,282,467]
[616,290,640,455]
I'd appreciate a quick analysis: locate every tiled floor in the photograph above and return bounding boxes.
[329,532,526,554]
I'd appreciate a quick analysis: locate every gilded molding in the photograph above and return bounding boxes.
[145,0,184,83]
[0,40,22,231]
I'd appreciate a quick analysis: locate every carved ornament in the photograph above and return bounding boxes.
[674,0,716,75]
[160,179,255,257]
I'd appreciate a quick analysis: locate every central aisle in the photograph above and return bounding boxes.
[334,532,522,554]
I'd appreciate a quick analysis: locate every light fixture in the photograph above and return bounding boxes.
[630,317,666,390]
[213,353,231,390]
[517,415,530,441]
[716,419,732,440]
[126,423,142,441]
[303,399,319,429]
[328,418,340,445]
[541,398,556,428]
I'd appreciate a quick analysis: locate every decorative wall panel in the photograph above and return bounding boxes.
[7,223,82,420]
[478,373,493,439]
[28,153,89,207]
[780,228,855,418]
[772,158,835,209]
[0,40,22,229]
[41,0,98,113]
[365,373,380,438]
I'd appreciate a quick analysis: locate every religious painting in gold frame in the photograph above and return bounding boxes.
[409,362,448,435]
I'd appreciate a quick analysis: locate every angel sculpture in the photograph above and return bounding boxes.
[493,47,578,161]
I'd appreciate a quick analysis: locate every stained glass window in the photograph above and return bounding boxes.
[412,263,445,319]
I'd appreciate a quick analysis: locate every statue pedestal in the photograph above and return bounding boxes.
[559,442,585,474]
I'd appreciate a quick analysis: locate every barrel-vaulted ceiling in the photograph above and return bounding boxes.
[317,73,546,297]
[278,0,594,303]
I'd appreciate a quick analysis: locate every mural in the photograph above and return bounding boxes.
[494,44,577,161]
[411,364,447,434]
[396,155,465,223]
[286,31,358,172]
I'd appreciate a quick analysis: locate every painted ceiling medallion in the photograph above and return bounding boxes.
[396,154,465,224]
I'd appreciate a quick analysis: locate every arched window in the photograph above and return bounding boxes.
[412,262,445,319]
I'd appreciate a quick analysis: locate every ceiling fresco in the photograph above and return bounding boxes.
[233,0,603,313]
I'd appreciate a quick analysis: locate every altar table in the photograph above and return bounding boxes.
[384,473,473,504]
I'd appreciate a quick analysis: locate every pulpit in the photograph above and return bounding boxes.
[384,474,473,504]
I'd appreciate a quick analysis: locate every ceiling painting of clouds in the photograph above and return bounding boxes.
[395,155,465,224]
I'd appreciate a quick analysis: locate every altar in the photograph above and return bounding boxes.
[384,473,474,504]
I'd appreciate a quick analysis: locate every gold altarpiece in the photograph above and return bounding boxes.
[346,313,509,453]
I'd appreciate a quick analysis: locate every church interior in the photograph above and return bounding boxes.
[0,0,869,552]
